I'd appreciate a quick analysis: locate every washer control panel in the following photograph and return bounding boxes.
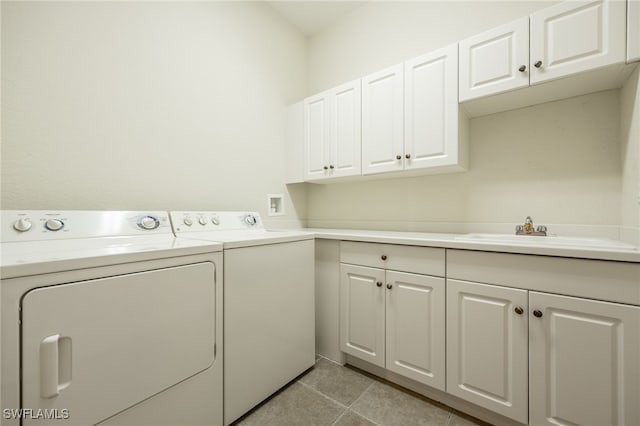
[1,211,172,242]
[170,211,264,233]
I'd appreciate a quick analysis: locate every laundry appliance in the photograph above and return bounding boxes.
[1,210,223,426]
[169,211,314,425]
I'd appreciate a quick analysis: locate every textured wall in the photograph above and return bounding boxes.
[1,1,307,225]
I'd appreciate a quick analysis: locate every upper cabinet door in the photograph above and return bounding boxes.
[459,17,530,101]
[362,64,404,175]
[303,93,331,180]
[331,80,362,178]
[404,43,459,171]
[629,0,640,63]
[530,0,626,85]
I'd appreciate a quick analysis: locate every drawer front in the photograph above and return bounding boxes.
[340,241,445,277]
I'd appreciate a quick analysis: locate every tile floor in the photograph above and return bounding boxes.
[234,358,488,426]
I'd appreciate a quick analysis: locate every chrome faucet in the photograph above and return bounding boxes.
[515,216,548,236]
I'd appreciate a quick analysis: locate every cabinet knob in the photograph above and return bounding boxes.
[533,309,543,318]
[534,61,543,68]
[323,166,328,170]
[514,306,524,315]
[376,281,383,287]
[396,155,402,160]
[329,165,334,169]
[381,255,387,260]
[405,153,411,159]
[386,283,393,290]
[518,65,526,72]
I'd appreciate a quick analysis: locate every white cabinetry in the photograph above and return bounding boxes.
[629,0,640,63]
[304,80,361,181]
[362,45,467,176]
[447,280,528,423]
[460,0,627,104]
[530,0,626,84]
[529,292,640,426]
[404,44,467,172]
[339,242,446,390]
[361,64,404,175]
[459,17,530,101]
[447,249,640,426]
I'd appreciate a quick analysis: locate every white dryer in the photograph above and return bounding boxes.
[170,212,315,425]
[1,211,223,426]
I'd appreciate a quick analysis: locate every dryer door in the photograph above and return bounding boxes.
[21,262,216,426]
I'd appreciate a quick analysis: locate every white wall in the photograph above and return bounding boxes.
[1,1,307,225]
[620,67,640,245]
[305,1,627,238]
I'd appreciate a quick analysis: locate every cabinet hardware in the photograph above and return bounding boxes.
[518,65,526,72]
[386,283,393,290]
[376,281,383,287]
[533,309,543,318]
[381,255,387,260]
[329,165,334,169]
[405,153,411,159]
[396,155,402,160]
[514,306,524,315]
[323,166,328,170]
[534,60,543,68]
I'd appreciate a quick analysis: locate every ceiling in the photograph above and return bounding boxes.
[266,1,368,36]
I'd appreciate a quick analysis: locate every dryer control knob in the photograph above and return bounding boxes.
[244,214,258,226]
[13,218,32,232]
[45,218,64,231]
[138,216,159,230]
[198,217,208,226]
[183,217,193,226]
[211,216,220,226]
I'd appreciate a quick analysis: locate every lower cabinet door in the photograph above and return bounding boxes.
[385,271,445,389]
[529,292,640,426]
[446,279,528,424]
[340,264,386,367]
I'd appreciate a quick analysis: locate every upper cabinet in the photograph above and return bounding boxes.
[361,64,404,175]
[405,44,467,172]
[629,0,640,63]
[303,80,361,182]
[459,17,530,102]
[362,44,467,177]
[530,0,626,84]
[460,0,628,103]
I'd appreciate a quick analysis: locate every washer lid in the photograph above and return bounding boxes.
[1,235,222,279]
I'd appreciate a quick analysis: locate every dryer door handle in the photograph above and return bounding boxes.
[40,334,72,398]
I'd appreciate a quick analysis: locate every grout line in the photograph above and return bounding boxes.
[330,410,348,426]
[297,380,350,409]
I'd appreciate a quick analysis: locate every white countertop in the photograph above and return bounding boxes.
[303,228,640,263]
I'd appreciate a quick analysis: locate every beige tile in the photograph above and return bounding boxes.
[334,410,379,426]
[299,358,374,406]
[350,381,451,426]
[237,382,345,426]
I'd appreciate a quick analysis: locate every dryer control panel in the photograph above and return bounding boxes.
[170,211,264,233]
[1,211,172,242]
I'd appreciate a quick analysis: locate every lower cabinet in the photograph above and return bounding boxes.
[446,280,529,424]
[340,263,446,390]
[447,279,640,426]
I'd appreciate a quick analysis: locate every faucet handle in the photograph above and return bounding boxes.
[536,225,547,233]
[515,225,523,233]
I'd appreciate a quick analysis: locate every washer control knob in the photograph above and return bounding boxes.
[211,216,220,226]
[137,216,159,230]
[198,217,208,226]
[13,218,32,232]
[244,214,258,226]
[45,218,64,231]
[183,217,193,226]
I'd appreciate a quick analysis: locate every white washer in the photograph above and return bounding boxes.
[170,211,315,425]
[1,211,223,426]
